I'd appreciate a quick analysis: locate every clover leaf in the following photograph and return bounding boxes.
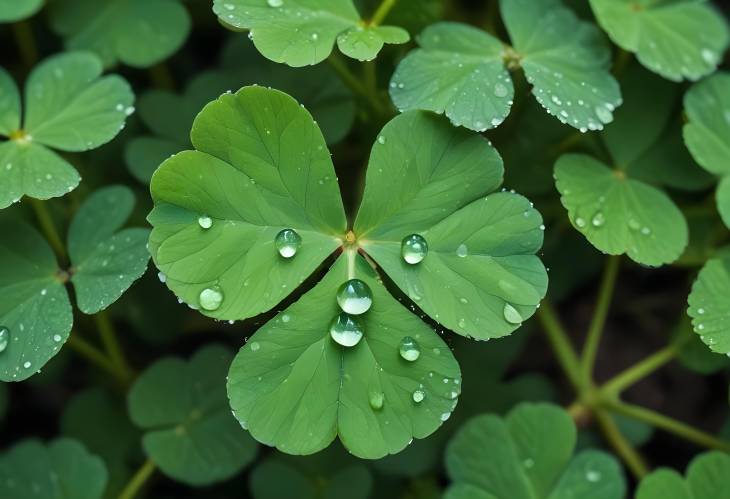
[49,0,191,68]
[0,438,108,499]
[636,451,730,499]
[0,0,42,22]
[718,177,730,229]
[389,0,621,133]
[0,52,133,209]
[554,67,689,266]
[687,257,730,354]
[589,0,729,82]
[147,86,547,457]
[445,403,626,499]
[213,0,409,67]
[0,186,149,381]
[684,73,730,177]
[128,344,257,485]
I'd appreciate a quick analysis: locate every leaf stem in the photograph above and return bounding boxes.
[370,0,398,26]
[580,255,620,383]
[66,334,130,386]
[535,301,582,391]
[602,400,730,452]
[95,311,133,381]
[29,198,68,267]
[117,458,156,499]
[346,247,357,279]
[599,343,679,396]
[593,409,649,479]
[12,20,38,68]
[328,52,369,97]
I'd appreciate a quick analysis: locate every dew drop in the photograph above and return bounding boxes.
[329,312,364,347]
[592,212,605,227]
[267,0,283,7]
[336,279,372,315]
[377,135,386,145]
[503,303,523,324]
[401,234,428,264]
[198,215,213,229]
[23,361,31,369]
[53,334,62,343]
[586,470,601,482]
[697,308,705,315]
[456,243,468,257]
[0,326,8,353]
[493,83,508,98]
[628,218,641,231]
[640,226,652,236]
[369,390,384,410]
[399,336,421,362]
[595,106,613,124]
[274,228,302,258]
[250,341,260,352]
[199,286,224,311]
[412,389,425,403]
[575,216,587,228]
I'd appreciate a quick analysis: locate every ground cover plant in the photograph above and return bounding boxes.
[0,0,729,498]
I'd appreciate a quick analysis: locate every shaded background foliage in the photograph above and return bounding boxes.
[1,0,730,498]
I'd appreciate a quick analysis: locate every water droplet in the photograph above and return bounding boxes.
[199,286,224,311]
[503,303,523,324]
[523,458,535,468]
[377,135,386,145]
[53,334,62,343]
[401,234,428,264]
[0,327,8,353]
[329,312,364,347]
[399,336,421,362]
[369,390,384,410]
[595,106,613,124]
[698,308,705,315]
[23,361,31,369]
[337,279,372,315]
[456,244,468,257]
[198,215,213,229]
[250,341,260,352]
[640,226,652,236]
[628,218,641,231]
[701,48,716,64]
[412,389,425,403]
[274,228,302,258]
[575,216,586,228]
[494,83,508,98]
[267,0,283,6]
[157,272,166,283]
[592,212,605,227]
[440,412,451,421]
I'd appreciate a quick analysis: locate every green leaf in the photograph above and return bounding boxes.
[0,220,72,382]
[68,185,150,314]
[0,52,133,208]
[124,137,180,184]
[589,0,729,82]
[128,344,257,485]
[674,316,729,375]
[445,403,625,499]
[636,451,730,499]
[49,0,191,68]
[250,460,372,499]
[683,72,730,176]
[389,0,620,132]
[0,0,43,22]
[356,111,547,340]
[227,253,462,459]
[61,388,141,498]
[555,154,688,266]
[0,438,108,499]
[148,86,346,320]
[502,0,622,133]
[389,22,513,132]
[687,257,730,354]
[213,0,409,66]
[718,177,730,229]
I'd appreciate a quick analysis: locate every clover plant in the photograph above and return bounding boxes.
[0,0,730,498]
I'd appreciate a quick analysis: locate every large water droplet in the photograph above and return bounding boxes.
[399,336,421,362]
[329,312,364,347]
[337,279,372,315]
[456,244,468,257]
[267,0,283,7]
[369,390,384,410]
[401,234,428,264]
[503,303,523,324]
[198,215,213,229]
[595,106,613,124]
[412,389,425,403]
[0,326,8,353]
[274,228,302,258]
[199,286,224,311]
[592,212,605,227]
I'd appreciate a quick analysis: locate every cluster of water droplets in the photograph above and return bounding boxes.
[329,279,372,347]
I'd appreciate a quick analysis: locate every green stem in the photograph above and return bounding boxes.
[536,301,582,391]
[600,344,679,396]
[594,409,649,479]
[12,20,38,68]
[370,0,398,25]
[29,198,68,266]
[94,311,133,380]
[66,334,130,386]
[604,400,730,452]
[580,255,620,383]
[327,53,369,100]
[118,458,156,499]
